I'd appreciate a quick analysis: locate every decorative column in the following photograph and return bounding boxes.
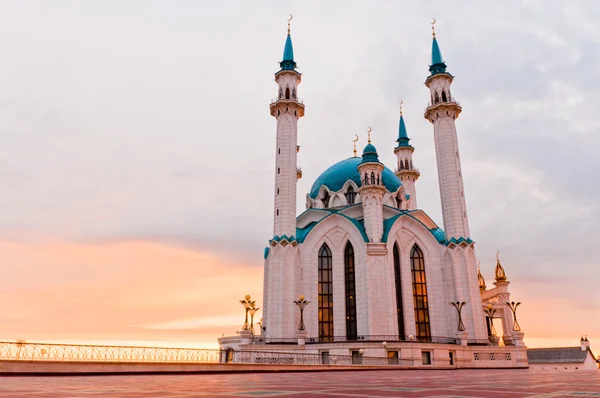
[394,101,420,210]
[357,129,385,243]
[270,15,305,239]
[423,21,470,240]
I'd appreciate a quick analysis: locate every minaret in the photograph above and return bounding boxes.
[357,129,385,242]
[269,17,305,239]
[394,102,420,210]
[423,22,470,240]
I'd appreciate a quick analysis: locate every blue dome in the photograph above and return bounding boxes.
[309,157,402,199]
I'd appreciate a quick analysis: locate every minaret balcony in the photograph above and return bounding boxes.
[270,98,305,117]
[424,99,462,120]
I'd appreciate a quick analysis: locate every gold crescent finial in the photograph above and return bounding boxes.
[287,15,293,35]
[367,127,372,144]
[399,100,404,116]
[431,18,436,38]
[352,134,359,157]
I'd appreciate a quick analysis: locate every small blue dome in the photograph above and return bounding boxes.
[363,143,377,154]
[309,157,402,199]
[361,142,380,164]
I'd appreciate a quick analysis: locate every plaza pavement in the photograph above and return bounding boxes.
[0,369,598,397]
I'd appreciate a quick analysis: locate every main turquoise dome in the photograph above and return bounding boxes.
[309,157,402,199]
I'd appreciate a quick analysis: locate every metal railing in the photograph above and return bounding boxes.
[0,341,221,363]
[304,335,462,345]
[426,97,460,108]
[0,341,412,367]
[271,97,304,104]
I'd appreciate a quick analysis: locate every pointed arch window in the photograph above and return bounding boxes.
[405,159,409,169]
[411,245,431,342]
[370,172,375,184]
[363,173,369,185]
[442,91,448,102]
[344,186,357,204]
[318,243,333,342]
[321,191,330,208]
[344,242,357,340]
[292,88,296,99]
[279,88,283,99]
[285,87,290,99]
[434,92,440,104]
[393,244,405,340]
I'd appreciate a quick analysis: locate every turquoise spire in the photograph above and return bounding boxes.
[280,17,296,71]
[432,37,444,65]
[396,114,412,148]
[429,20,448,76]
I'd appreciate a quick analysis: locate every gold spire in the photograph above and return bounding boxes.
[287,15,292,35]
[431,18,436,38]
[478,262,486,290]
[494,251,507,282]
[367,127,372,144]
[399,100,403,116]
[352,134,359,157]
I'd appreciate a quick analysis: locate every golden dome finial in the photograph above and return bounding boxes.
[478,262,486,290]
[367,127,372,144]
[399,100,403,116]
[352,134,359,157]
[287,15,293,35]
[431,18,436,38]
[495,251,507,282]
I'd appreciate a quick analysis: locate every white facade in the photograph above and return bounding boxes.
[219,24,527,368]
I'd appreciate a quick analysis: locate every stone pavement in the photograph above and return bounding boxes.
[0,369,599,397]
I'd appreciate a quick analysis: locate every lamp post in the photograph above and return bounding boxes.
[293,295,310,331]
[505,301,522,332]
[239,294,255,331]
[450,301,466,332]
[483,304,497,336]
[248,303,260,335]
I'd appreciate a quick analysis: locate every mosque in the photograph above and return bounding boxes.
[218,20,528,368]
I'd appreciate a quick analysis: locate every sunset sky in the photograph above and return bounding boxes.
[0,1,598,350]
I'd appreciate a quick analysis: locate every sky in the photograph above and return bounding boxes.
[0,1,598,350]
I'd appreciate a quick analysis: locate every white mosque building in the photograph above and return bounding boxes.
[219,21,528,368]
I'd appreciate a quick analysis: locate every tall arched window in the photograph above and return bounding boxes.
[344,242,357,340]
[318,244,333,342]
[344,186,356,204]
[393,244,405,340]
[292,88,296,99]
[364,173,369,185]
[279,88,283,99]
[370,172,375,184]
[411,245,431,342]
[442,91,448,102]
[285,87,290,99]
[434,92,440,104]
[404,159,409,169]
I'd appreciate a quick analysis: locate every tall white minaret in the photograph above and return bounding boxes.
[357,130,385,242]
[269,18,305,239]
[423,24,470,240]
[394,102,420,210]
